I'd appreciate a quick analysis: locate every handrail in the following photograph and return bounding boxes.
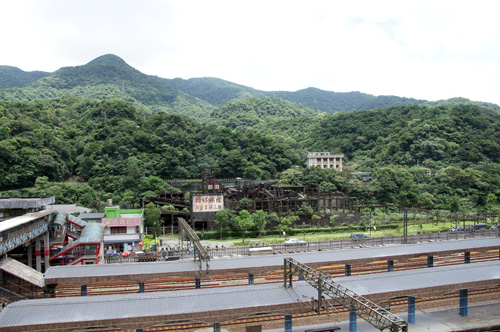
[178,218,210,275]
[284,257,408,332]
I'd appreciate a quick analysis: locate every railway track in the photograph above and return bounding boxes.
[50,250,500,331]
[82,286,500,332]
[54,251,500,297]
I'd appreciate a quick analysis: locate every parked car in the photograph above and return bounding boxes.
[350,233,370,240]
[467,223,488,231]
[284,238,306,245]
[490,224,499,229]
[449,225,465,232]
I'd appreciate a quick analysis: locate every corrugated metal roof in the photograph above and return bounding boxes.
[0,282,316,328]
[2,261,500,328]
[79,213,105,219]
[0,257,44,288]
[0,210,55,233]
[44,237,500,281]
[335,260,500,296]
[0,197,55,209]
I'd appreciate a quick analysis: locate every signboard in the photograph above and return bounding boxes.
[102,218,141,227]
[192,195,224,213]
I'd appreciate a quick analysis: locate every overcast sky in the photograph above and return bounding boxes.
[1,1,499,104]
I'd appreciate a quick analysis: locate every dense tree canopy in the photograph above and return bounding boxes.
[1,55,500,212]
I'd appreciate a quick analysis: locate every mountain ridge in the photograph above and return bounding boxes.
[1,54,499,117]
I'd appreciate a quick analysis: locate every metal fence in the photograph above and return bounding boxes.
[105,229,498,263]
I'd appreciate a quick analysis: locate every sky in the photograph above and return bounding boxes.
[1,1,500,105]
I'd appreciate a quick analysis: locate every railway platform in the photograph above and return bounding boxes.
[264,300,500,331]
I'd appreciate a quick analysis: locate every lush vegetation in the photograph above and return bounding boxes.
[1,54,500,214]
[0,97,302,208]
[0,55,213,122]
[0,66,49,90]
[209,96,322,130]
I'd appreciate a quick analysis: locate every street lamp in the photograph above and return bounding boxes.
[153,221,158,251]
[302,222,306,241]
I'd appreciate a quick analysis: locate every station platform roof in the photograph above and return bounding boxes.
[2,260,500,332]
[44,237,500,285]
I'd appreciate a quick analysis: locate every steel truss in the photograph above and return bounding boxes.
[178,218,210,276]
[284,257,408,332]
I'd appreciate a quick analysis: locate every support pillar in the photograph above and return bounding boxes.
[349,307,357,332]
[195,278,201,289]
[139,282,145,293]
[44,232,50,270]
[408,296,415,324]
[213,322,221,332]
[317,278,322,315]
[284,314,292,332]
[248,273,254,285]
[27,242,33,268]
[35,239,41,272]
[345,264,351,276]
[427,255,434,268]
[459,289,468,316]
[388,260,394,272]
[81,284,87,296]
[464,251,470,264]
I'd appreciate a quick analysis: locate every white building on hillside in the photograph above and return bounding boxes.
[305,152,344,171]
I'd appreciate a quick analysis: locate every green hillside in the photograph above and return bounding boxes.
[0,66,49,89]
[260,103,500,170]
[272,87,427,113]
[0,97,302,206]
[168,77,267,106]
[209,97,323,129]
[0,55,213,122]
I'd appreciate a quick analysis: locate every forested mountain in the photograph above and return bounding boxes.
[260,104,500,170]
[168,77,267,106]
[0,55,213,122]
[0,97,301,207]
[209,97,322,130]
[271,88,428,113]
[2,95,500,210]
[167,77,429,113]
[1,54,498,118]
[2,54,500,212]
[0,66,49,89]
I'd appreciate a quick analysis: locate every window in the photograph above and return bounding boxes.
[111,227,127,234]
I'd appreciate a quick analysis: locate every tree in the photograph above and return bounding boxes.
[329,214,340,228]
[215,209,234,239]
[234,209,254,243]
[486,193,497,212]
[236,198,253,212]
[279,216,298,240]
[252,210,268,238]
[121,189,135,208]
[144,202,161,239]
[297,203,314,220]
[448,195,461,213]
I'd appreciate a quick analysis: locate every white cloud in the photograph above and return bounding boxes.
[0,0,499,104]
